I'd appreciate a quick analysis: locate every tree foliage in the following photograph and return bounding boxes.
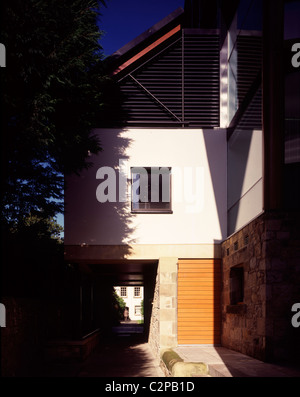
[0,0,108,227]
[112,289,126,324]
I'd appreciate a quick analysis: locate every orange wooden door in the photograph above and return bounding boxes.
[177,259,221,345]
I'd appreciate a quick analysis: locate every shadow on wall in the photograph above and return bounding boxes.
[226,88,263,236]
[64,70,135,248]
[202,130,228,242]
[64,127,136,248]
[63,126,138,339]
[62,78,140,338]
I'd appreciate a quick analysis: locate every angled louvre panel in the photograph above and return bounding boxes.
[237,35,262,106]
[183,34,220,126]
[230,34,263,132]
[118,31,220,127]
[120,77,176,121]
[235,86,262,131]
[120,39,183,123]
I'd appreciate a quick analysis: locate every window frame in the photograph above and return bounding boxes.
[134,305,142,316]
[134,287,141,298]
[130,166,173,214]
[120,287,127,298]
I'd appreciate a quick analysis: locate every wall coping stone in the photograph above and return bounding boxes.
[160,349,209,377]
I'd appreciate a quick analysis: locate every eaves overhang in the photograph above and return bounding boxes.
[106,7,184,78]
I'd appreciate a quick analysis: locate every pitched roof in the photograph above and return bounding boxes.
[106,7,184,77]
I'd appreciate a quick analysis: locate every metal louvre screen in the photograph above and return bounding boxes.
[120,38,183,123]
[183,33,220,126]
[237,34,262,107]
[118,30,220,127]
[228,33,262,132]
[234,86,262,131]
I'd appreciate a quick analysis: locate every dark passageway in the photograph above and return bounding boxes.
[38,330,164,377]
[34,261,161,377]
[77,332,164,377]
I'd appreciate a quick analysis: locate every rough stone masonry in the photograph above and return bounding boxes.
[221,211,300,363]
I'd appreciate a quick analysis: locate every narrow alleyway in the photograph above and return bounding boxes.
[38,323,164,378]
[77,334,164,378]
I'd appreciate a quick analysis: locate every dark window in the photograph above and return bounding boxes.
[230,266,244,305]
[120,287,127,297]
[134,306,142,316]
[131,167,172,213]
[134,287,141,297]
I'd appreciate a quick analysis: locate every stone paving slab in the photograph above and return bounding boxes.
[175,346,300,377]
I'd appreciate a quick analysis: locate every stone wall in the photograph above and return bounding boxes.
[148,270,160,359]
[222,215,266,360]
[158,258,178,351]
[44,329,101,362]
[264,211,300,363]
[221,211,300,364]
[148,258,178,360]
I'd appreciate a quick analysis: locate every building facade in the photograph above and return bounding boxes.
[65,0,300,364]
[114,286,144,322]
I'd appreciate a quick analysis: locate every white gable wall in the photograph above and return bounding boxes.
[65,128,227,246]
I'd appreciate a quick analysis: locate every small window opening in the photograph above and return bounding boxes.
[230,266,244,305]
[134,287,141,297]
[120,287,127,297]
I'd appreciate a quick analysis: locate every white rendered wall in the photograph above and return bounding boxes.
[65,128,227,246]
[227,129,263,235]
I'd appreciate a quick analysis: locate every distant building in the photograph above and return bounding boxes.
[114,286,144,322]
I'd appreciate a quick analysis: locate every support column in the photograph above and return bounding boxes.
[159,257,178,350]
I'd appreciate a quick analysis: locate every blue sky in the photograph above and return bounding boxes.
[98,0,185,57]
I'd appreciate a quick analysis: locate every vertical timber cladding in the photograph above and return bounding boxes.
[178,259,221,345]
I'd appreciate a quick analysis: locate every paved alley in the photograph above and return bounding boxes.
[38,331,164,378]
